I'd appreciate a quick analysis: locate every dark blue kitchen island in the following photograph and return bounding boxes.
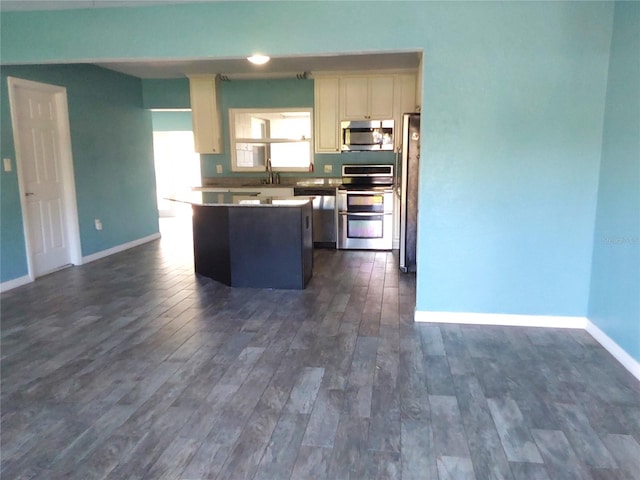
[168,192,313,289]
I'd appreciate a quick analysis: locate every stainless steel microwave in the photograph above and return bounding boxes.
[341,120,394,152]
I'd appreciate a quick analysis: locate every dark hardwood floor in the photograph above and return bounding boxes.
[2,216,639,479]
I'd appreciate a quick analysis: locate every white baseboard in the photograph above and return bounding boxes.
[82,232,161,265]
[414,311,587,329]
[585,319,640,381]
[414,310,639,382]
[0,274,32,293]
[0,234,162,292]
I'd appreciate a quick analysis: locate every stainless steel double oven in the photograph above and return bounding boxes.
[337,165,394,250]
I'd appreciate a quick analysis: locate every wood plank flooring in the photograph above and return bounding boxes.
[2,216,639,479]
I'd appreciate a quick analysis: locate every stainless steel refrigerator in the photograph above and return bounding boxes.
[396,113,420,272]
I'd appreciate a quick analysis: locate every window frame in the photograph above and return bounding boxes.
[229,107,314,173]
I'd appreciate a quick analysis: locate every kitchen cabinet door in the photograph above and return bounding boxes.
[368,76,395,119]
[394,74,417,117]
[341,76,370,120]
[314,77,341,153]
[341,75,395,120]
[393,73,417,151]
[257,187,294,197]
[189,75,223,154]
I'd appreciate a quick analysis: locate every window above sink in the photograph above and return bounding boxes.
[229,108,313,173]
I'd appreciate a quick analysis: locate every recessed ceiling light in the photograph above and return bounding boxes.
[247,54,270,65]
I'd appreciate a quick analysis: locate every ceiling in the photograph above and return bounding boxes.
[94,52,421,80]
[1,1,421,79]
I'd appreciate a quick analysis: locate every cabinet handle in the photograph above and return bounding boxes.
[25,192,35,196]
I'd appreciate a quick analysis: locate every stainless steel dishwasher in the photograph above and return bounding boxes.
[293,186,337,248]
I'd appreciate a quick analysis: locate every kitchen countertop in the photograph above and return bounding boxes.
[198,177,343,189]
[166,191,313,207]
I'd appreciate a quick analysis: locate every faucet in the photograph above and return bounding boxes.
[265,159,273,184]
[265,159,279,184]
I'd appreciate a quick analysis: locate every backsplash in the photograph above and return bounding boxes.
[201,151,396,179]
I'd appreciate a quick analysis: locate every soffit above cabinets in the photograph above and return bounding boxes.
[94,52,422,80]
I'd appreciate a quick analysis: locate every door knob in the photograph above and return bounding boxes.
[25,192,35,196]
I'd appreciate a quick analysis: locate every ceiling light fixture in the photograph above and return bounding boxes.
[247,54,270,65]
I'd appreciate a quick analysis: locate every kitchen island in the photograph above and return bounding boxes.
[168,192,313,289]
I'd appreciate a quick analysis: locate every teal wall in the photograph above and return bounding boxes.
[589,2,640,362]
[0,64,159,282]
[0,2,621,334]
[418,3,613,316]
[142,78,190,109]
[210,78,395,178]
[144,80,192,131]
[142,77,393,179]
[151,111,193,131]
[203,78,313,178]
[0,76,28,281]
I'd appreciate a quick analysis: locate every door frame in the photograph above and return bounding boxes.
[7,76,82,280]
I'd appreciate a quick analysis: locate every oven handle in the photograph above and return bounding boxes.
[338,190,393,195]
[338,211,392,216]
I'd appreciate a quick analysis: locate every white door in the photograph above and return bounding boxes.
[8,77,81,278]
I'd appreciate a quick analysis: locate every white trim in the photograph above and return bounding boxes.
[7,77,82,277]
[0,275,32,293]
[415,311,587,329]
[585,319,640,382]
[228,107,314,173]
[56,88,82,266]
[81,233,161,265]
[414,310,640,382]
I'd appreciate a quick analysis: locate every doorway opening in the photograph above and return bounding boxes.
[150,110,200,218]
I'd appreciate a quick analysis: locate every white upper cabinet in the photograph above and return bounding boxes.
[394,73,418,117]
[341,75,395,120]
[314,76,341,153]
[189,75,223,154]
[341,76,369,119]
[393,73,418,150]
[368,76,395,119]
[313,71,418,154]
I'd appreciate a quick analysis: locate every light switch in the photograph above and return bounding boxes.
[216,164,223,174]
[324,164,332,173]
[3,158,12,172]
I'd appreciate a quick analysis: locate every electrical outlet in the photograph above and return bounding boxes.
[216,164,223,174]
[3,158,12,172]
[94,219,103,231]
[324,164,332,174]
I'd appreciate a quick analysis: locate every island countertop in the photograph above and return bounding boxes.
[197,177,343,189]
[166,191,313,207]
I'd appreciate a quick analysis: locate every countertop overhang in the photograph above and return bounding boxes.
[166,191,313,207]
